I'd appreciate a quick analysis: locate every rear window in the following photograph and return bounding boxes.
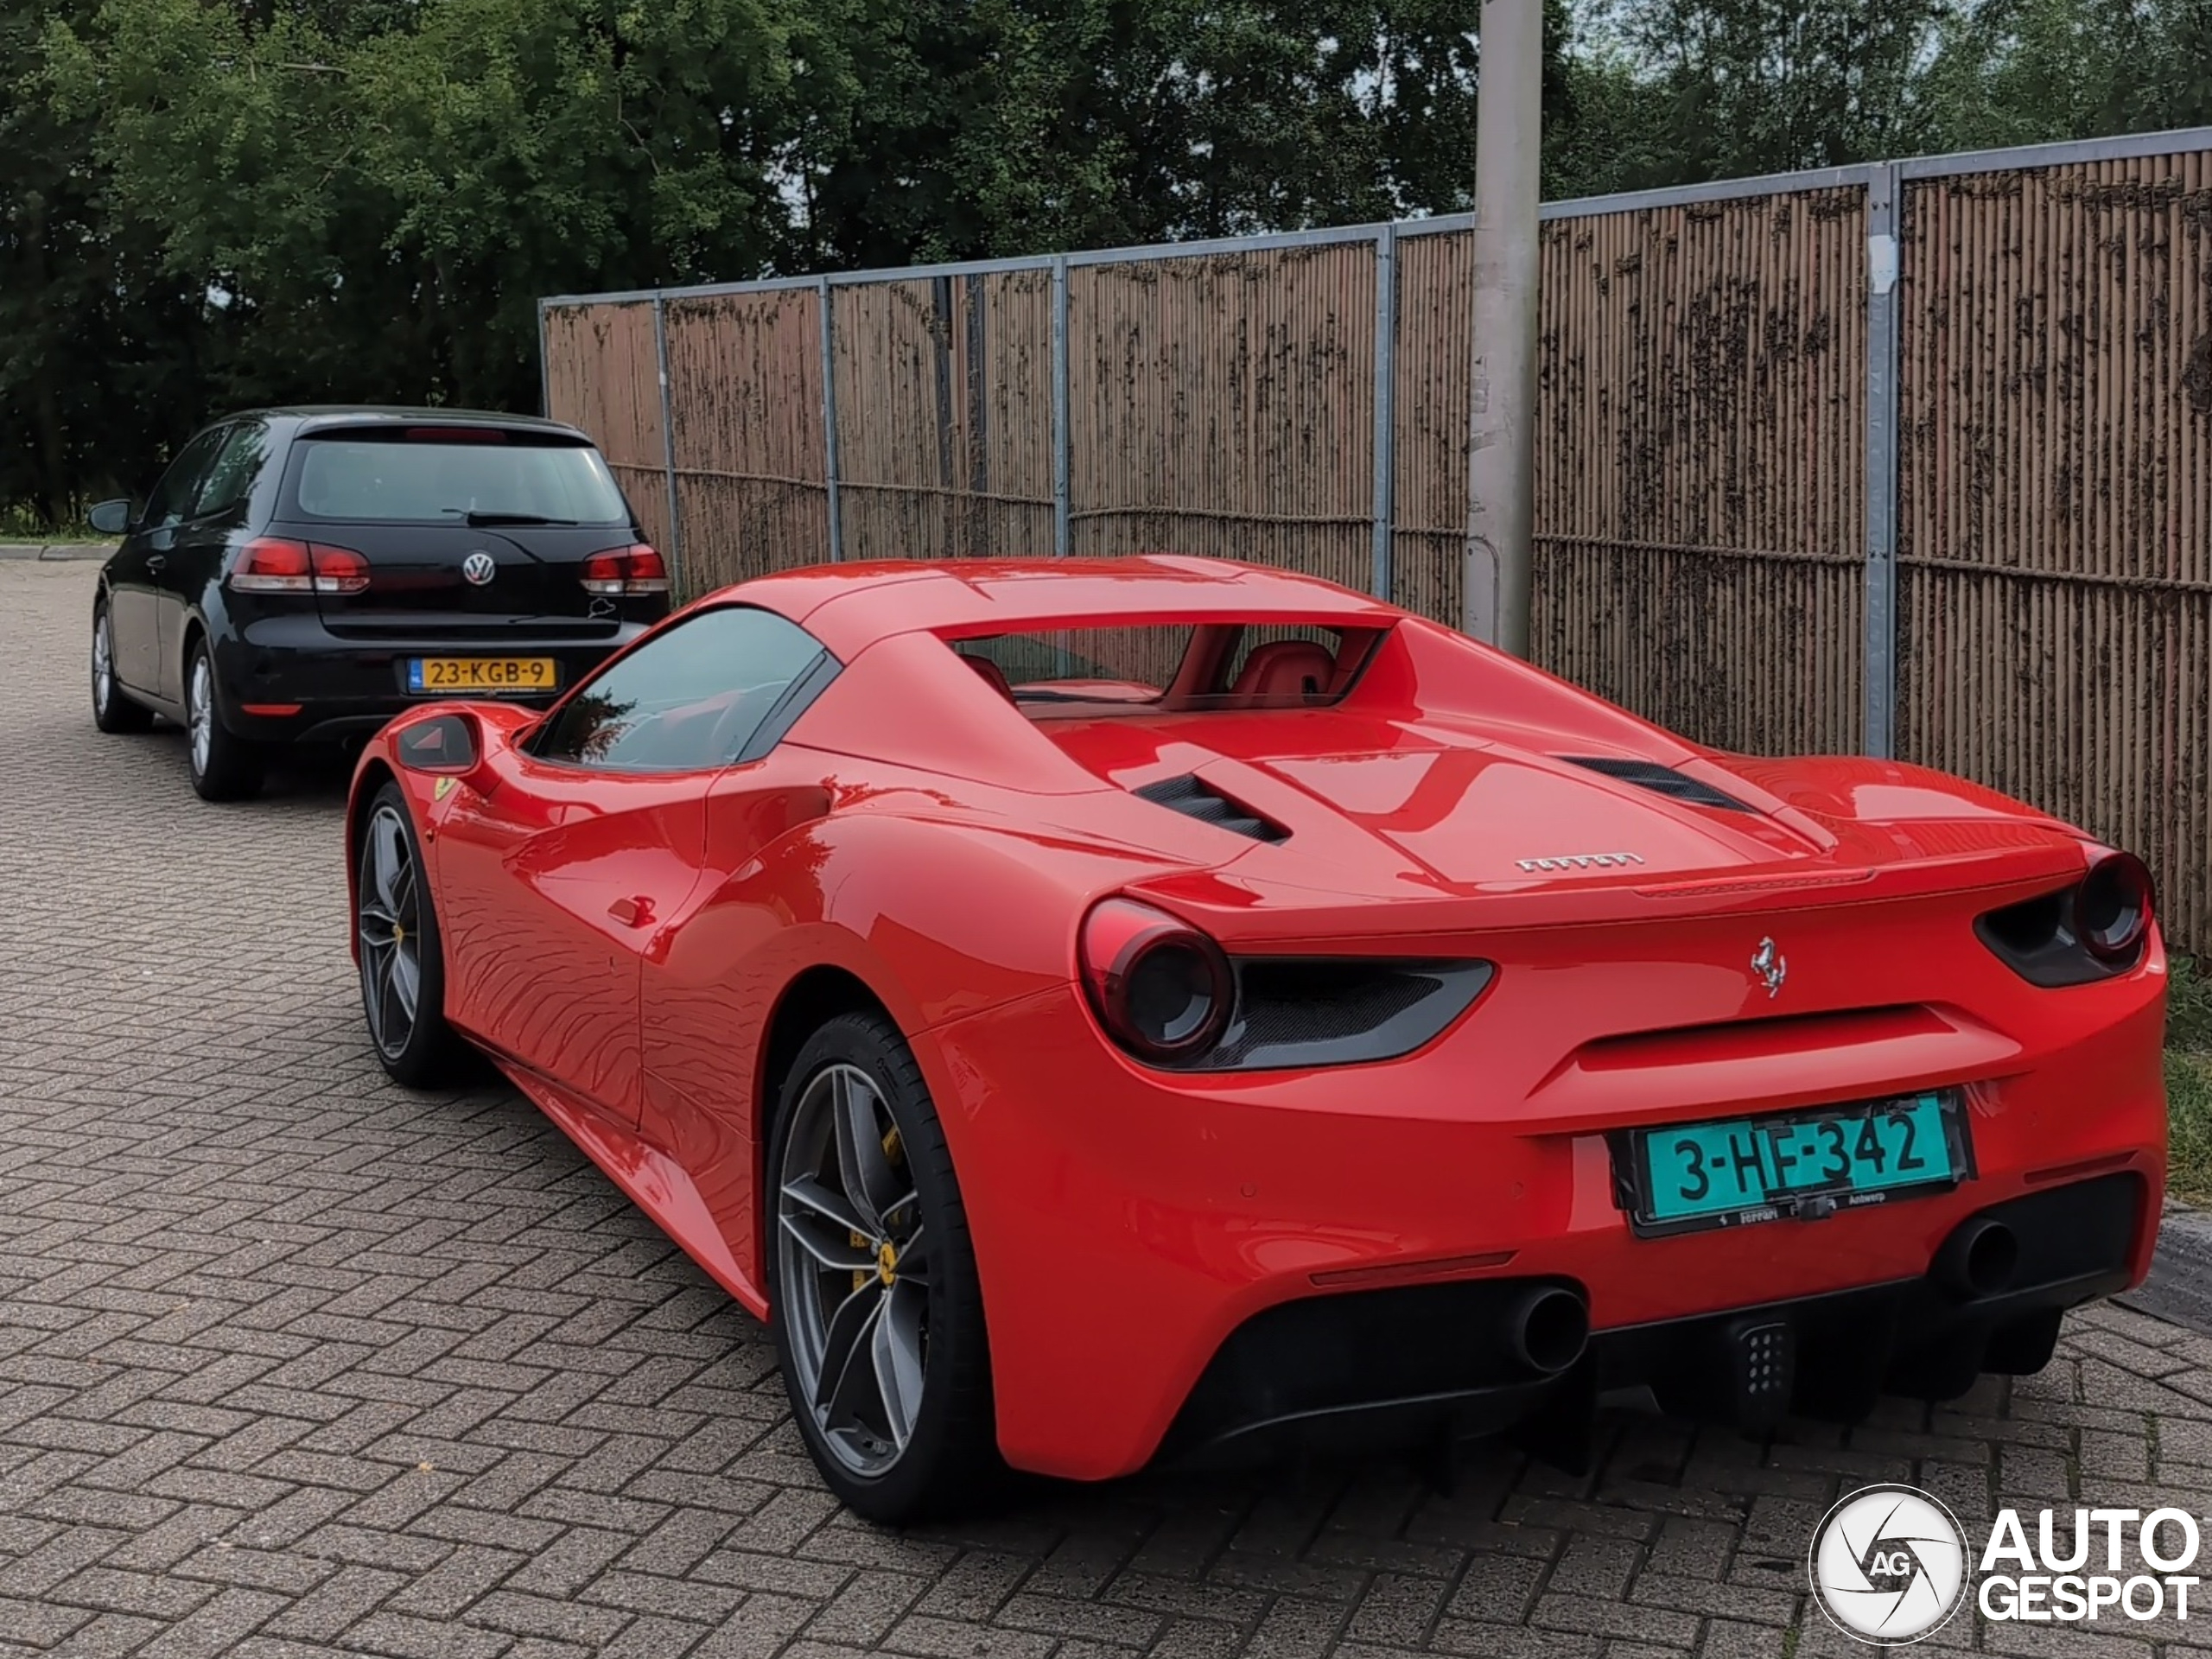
[951,622,1376,714]
[289,431,631,524]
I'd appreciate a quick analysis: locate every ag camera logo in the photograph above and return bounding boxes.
[1808,1484,1971,1644]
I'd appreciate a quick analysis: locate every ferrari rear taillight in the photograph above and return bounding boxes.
[1975,846,2157,985]
[2078,851,2153,961]
[231,537,369,595]
[581,544,669,597]
[1079,898,1232,1065]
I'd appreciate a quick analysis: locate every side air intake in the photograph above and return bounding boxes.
[1560,756,1755,812]
[1132,774,1287,842]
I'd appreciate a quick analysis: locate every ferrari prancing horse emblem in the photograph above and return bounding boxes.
[433,777,456,802]
[1751,936,1787,998]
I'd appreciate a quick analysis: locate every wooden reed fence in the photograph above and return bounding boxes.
[541,128,2212,955]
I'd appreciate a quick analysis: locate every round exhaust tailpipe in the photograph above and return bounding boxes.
[1937,1218,2018,1300]
[1508,1287,1591,1376]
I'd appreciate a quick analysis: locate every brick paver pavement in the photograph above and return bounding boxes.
[3,557,2208,1658]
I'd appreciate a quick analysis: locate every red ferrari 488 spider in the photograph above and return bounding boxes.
[346,556,2167,1522]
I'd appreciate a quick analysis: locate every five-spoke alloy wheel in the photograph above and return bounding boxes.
[358,800,426,1065]
[769,1013,999,1522]
[183,639,264,801]
[91,595,154,734]
[354,782,468,1087]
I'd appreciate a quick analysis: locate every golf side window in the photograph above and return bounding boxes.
[530,606,834,774]
[140,427,232,534]
[190,422,272,523]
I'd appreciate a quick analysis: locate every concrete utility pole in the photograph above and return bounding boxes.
[1465,0,1542,657]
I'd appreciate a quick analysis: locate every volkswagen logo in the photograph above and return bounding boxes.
[1751,935,1787,998]
[461,551,497,587]
[1808,1484,1970,1644]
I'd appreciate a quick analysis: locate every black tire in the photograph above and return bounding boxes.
[183,637,265,802]
[355,781,474,1088]
[767,1011,1003,1522]
[91,594,155,734]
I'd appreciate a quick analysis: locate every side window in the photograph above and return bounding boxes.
[141,428,230,531]
[191,422,271,522]
[531,607,830,773]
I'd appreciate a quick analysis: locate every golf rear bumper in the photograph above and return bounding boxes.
[212,616,651,744]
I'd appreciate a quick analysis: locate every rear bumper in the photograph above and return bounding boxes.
[213,616,650,744]
[917,968,2167,1481]
[1162,1173,2142,1468]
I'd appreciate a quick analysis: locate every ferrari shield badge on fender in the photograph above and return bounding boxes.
[433,776,456,802]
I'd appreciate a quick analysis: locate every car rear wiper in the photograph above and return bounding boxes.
[454,510,578,527]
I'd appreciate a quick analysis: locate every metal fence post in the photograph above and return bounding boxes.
[1863,162,1902,759]
[536,299,552,419]
[1370,225,1398,601]
[818,276,844,562]
[966,270,988,554]
[652,295,683,593]
[1052,255,1071,557]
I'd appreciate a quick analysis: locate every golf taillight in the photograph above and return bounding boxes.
[310,546,369,594]
[2078,851,2153,961]
[1079,898,1232,1065]
[230,537,369,595]
[581,543,668,596]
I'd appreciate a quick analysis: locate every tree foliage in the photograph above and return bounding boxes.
[5,0,2209,523]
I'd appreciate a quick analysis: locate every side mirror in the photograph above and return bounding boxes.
[87,499,133,537]
[392,711,484,776]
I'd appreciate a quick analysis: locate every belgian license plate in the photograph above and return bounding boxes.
[1623,1090,1971,1236]
[406,657,556,694]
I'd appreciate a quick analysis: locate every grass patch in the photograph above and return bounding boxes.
[0,505,108,542]
[2171,954,2212,1052]
[2169,956,2212,1202]
[2169,1052,2212,1201]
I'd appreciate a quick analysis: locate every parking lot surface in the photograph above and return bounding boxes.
[3,558,2209,1658]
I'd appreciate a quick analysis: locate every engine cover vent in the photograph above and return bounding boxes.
[1132,774,1288,842]
[1560,755,1755,812]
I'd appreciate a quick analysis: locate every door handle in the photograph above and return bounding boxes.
[607,896,654,928]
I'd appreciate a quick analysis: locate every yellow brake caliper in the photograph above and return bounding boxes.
[852,1127,906,1293]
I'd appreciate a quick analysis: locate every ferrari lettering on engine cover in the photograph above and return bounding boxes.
[1515,851,1646,873]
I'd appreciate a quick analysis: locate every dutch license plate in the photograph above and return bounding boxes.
[406,657,556,694]
[1624,1090,1970,1236]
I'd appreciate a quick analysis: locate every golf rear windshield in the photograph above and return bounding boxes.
[950,622,1377,713]
[289,430,632,524]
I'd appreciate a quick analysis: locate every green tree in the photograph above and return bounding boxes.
[1917,0,2212,151]
[1597,0,1958,181]
[1,0,215,521]
[43,0,858,418]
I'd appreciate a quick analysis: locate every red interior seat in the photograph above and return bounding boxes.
[1232,641,1334,699]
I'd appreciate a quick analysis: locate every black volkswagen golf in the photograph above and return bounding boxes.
[87,407,671,800]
